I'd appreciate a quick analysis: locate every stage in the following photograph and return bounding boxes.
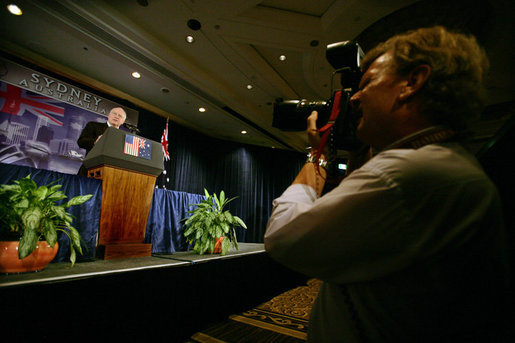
[1,243,307,342]
[0,243,267,288]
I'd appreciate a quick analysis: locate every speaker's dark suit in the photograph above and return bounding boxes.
[77,121,108,176]
[77,121,109,153]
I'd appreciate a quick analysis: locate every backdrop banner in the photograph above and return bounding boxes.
[0,57,138,175]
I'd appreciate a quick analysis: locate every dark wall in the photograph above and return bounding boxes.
[477,115,515,311]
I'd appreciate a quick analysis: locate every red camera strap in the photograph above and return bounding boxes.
[315,90,342,162]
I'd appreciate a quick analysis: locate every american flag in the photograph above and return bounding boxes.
[0,83,65,126]
[124,134,152,160]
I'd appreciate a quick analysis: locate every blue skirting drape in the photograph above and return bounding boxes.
[145,188,205,253]
[0,163,102,262]
[1,163,213,259]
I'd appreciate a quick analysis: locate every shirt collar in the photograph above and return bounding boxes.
[106,121,119,129]
[383,126,455,151]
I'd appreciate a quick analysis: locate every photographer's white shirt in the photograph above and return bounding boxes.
[265,142,508,342]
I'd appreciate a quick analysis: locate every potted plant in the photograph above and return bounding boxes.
[0,174,93,272]
[183,189,246,255]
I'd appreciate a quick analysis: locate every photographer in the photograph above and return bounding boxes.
[265,26,509,342]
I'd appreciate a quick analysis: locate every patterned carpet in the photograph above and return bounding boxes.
[189,279,322,342]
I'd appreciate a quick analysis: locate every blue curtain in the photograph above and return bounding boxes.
[165,124,305,243]
[0,163,102,262]
[144,188,205,253]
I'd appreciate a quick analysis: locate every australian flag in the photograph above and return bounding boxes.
[124,134,152,160]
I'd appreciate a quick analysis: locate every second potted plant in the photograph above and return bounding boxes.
[183,189,246,255]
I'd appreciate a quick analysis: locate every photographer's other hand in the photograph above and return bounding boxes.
[307,110,331,161]
[288,111,327,196]
[307,111,320,151]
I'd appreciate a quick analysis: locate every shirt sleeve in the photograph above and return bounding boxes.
[264,183,318,238]
[264,166,413,284]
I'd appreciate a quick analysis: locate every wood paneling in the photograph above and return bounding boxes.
[88,165,155,258]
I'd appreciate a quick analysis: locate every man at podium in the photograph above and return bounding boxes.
[77,107,127,176]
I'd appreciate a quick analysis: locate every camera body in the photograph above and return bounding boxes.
[272,99,331,132]
[272,41,364,151]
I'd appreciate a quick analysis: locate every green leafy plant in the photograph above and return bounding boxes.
[183,189,247,255]
[0,174,93,265]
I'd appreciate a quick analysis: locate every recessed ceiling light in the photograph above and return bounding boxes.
[279,55,286,61]
[198,107,206,112]
[7,4,22,15]
[246,84,253,90]
[185,35,195,43]
[241,130,247,134]
[132,71,141,79]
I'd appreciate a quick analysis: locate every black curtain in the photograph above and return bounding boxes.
[477,114,515,312]
[169,124,305,243]
[138,111,305,243]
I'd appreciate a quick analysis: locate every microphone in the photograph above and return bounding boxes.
[123,123,141,134]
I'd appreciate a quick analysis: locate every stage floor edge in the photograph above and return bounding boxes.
[0,242,265,288]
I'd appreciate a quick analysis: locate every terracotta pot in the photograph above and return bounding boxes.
[213,237,225,254]
[0,241,59,273]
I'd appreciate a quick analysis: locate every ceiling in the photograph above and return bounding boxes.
[0,0,513,153]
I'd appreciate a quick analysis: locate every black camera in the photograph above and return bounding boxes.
[272,41,364,151]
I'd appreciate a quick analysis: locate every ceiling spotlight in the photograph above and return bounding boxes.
[279,55,286,61]
[185,35,195,43]
[246,84,253,90]
[131,71,141,79]
[198,107,206,112]
[241,130,247,135]
[7,4,22,15]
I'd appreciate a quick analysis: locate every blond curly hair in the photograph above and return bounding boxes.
[362,26,489,132]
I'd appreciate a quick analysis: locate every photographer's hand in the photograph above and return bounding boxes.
[291,111,326,196]
[307,111,321,151]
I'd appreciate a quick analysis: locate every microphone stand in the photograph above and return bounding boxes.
[124,123,141,135]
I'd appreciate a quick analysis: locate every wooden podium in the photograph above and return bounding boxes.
[83,127,163,260]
